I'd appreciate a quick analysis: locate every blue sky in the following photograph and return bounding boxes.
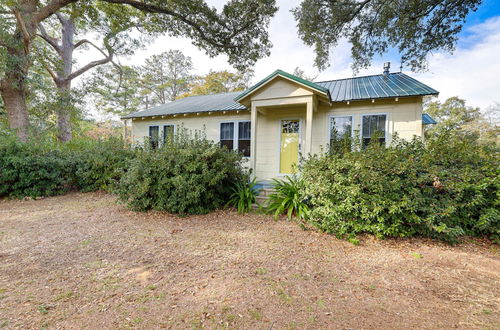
[461,0,500,28]
[81,0,500,112]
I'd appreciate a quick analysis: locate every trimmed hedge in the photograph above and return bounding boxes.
[301,134,500,243]
[0,134,133,198]
[0,137,72,198]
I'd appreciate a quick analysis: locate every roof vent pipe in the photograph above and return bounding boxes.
[383,62,391,75]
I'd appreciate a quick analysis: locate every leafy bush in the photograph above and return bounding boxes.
[67,138,135,192]
[0,135,72,198]
[301,133,499,243]
[116,133,246,214]
[226,177,261,214]
[0,134,133,198]
[267,175,310,220]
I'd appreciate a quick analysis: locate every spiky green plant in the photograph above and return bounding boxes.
[266,176,310,220]
[226,178,261,214]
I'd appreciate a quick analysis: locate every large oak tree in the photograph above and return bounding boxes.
[293,0,483,72]
[0,0,277,141]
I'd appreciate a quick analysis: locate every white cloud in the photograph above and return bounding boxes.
[79,1,500,112]
[410,16,500,109]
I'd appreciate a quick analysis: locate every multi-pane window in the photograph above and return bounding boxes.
[220,122,235,150]
[220,121,251,156]
[163,124,175,144]
[362,114,387,147]
[329,116,352,153]
[149,126,159,149]
[281,120,300,134]
[238,121,251,157]
[330,116,352,142]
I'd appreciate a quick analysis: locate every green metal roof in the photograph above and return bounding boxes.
[234,69,331,102]
[315,72,439,102]
[121,92,246,119]
[316,72,439,102]
[122,70,438,119]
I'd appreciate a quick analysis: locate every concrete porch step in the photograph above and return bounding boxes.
[258,188,276,197]
[255,195,269,205]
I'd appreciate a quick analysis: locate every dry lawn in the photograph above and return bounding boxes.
[0,192,499,329]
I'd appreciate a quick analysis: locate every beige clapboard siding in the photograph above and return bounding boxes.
[250,77,313,100]
[129,94,423,180]
[130,112,251,145]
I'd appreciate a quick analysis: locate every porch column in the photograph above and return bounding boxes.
[122,119,128,141]
[250,103,258,176]
[304,99,313,155]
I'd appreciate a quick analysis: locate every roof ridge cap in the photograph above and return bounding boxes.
[314,72,402,84]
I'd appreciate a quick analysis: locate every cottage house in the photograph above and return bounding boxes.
[122,66,438,181]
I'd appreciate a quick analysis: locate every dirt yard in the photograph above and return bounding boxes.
[0,192,498,329]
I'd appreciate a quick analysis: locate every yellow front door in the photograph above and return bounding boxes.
[280,120,300,174]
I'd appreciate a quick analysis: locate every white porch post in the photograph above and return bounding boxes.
[123,119,128,142]
[250,103,258,176]
[304,99,313,155]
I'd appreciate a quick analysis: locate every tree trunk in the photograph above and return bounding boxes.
[0,0,38,142]
[56,110,72,142]
[0,81,30,142]
[56,81,73,142]
[54,16,75,142]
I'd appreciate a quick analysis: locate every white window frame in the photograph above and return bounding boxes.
[219,120,251,157]
[327,115,354,143]
[148,125,160,149]
[360,113,389,146]
[162,123,176,144]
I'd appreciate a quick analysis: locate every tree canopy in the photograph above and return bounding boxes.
[293,0,482,72]
[85,65,144,117]
[0,0,278,141]
[424,96,499,144]
[140,50,193,105]
[178,70,254,98]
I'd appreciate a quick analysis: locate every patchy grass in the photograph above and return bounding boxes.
[410,252,424,259]
[0,192,499,329]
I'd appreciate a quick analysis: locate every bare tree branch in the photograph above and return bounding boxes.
[64,36,117,82]
[38,23,61,52]
[99,0,236,49]
[12,9,31,51]
[74,39,109,59]
[74,39,89,49]
[55,12,67,25]
[65,55,114,82]
[44,62,60,82]
[33,0,78,24]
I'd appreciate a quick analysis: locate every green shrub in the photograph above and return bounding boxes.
[67,138,135,192]
[226,177,261,214]
[266,175,310,220]
[0,134,133,198]
[0,135,72,198]
[301,133,499,243]
[116,133,246,214]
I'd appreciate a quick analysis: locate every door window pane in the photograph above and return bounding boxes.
[282,120,299,134]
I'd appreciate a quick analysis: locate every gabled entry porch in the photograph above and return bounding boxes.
[235,70,329,180]
[249,96,318,179]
